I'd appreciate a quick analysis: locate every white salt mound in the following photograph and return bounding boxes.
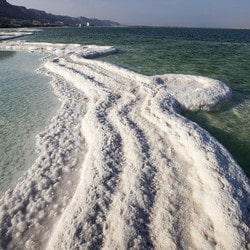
[0,39,249,250]
[0,29,36,41]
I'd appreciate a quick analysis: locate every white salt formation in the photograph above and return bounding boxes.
[0,39,249,250]
[0,29,36,41]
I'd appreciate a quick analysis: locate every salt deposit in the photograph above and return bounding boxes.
[0,29,36,41]
[0,38,249,250]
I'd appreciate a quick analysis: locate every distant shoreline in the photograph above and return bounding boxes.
[1,24,249,31]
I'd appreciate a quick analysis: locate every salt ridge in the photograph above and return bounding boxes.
[0,29,38,41]
[0,39,249,249]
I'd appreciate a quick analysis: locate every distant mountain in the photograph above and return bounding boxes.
[0,0,120,27]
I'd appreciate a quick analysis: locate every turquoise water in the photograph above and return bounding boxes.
[0,51,60,194]
[26,27,250,176]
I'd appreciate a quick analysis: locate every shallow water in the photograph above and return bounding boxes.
[26,27,250,176]
[2,27,250,177]
[0,51,60,194]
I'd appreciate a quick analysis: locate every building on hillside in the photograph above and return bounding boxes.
[55,21,64,26]
[11,19,32,26]
[32,20,42,26]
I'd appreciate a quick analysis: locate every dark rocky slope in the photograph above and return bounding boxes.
[0,0,120,26]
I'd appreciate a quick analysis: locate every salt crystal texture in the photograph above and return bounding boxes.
[0,36,249,250]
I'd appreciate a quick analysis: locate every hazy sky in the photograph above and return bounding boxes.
[8,0,250,28]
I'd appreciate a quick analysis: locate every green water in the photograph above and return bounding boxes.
[185,96,250,176]
[26,27,250,176]
[0,51,60,194]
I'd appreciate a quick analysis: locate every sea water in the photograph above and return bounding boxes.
[1,26,249,190]
[0,51,60,194]
[27,27,250,176]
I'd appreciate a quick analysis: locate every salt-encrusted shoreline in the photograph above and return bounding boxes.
[0,29,39,41]
[0,39,249,249]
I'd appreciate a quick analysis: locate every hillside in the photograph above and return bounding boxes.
[0,0,120,27]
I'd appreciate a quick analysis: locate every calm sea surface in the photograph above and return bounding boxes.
[1,27,249,187]
[0,51,60,194]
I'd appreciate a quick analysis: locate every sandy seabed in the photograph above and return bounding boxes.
[0,33,250,249]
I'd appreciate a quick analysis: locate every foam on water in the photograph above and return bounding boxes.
[0,37,249,249]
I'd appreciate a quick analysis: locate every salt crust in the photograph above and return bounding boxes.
[0,30,36,41]
[0,38,249,250]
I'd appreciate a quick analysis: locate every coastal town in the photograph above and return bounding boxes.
[0,0,119,28]
[1,19,92,28]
